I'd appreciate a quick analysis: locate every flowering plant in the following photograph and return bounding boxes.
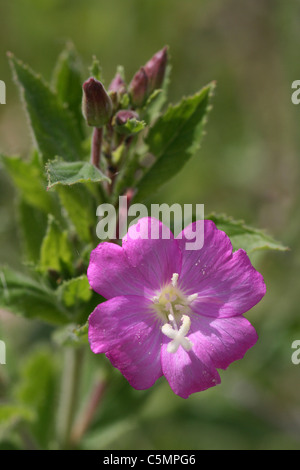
[88,217,266,398]
[0,44,286,448]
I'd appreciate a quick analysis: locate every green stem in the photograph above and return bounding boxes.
[57,347,84,449]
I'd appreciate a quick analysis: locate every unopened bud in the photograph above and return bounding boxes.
[108,72,127,110]
[82,77,113,127]
[128,67,149,108]
[114,110,140,136]
[144,46,168,93]
[108,72,126,95]
[115,110,139,126]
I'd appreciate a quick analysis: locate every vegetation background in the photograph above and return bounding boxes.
[0,0,299,450]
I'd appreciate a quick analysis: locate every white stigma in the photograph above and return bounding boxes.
[162,314,193,354]
[153,273,198,353]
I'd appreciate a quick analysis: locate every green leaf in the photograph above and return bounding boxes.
[1,154,54,214]
[51,42,84,138]
[142,63,172,124]
[57,275,92,308]
[46,159,110,189]
[18,199,48,263]
[0,404,35,442]
[15,347,59,448]
[54,184,98,243]
[0,267,69,325]
[39,215,73,274]
[135,83,214,202]
[8,53,84,163]
[208,213,288,253]
[57,275,101,324]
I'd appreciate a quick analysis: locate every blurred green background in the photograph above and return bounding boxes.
[0,0,300,450]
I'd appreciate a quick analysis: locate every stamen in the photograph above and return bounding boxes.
[175,304,188,313]
[161,314,193,354]
[187,293,198,303]
[171,273,179,287]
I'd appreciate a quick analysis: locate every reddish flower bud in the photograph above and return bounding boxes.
[115,110,139,126]
[114,110,140,136]
[144,46,168,93]
[82,77,113,127]
[128,67,149,108]
[108,72,126,95]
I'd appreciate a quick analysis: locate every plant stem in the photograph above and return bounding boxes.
[57,347,84,449]
[91,127,102,168]
[70,379,107,446]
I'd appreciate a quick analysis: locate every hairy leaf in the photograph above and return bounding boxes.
[135,83,214,201]
[208,213,288,253]
[0,267,69,325]
[52,42,84,138]
[46,159,110,189]
[8,54,83,163]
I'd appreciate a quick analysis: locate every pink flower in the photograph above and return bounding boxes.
[87,217,266,398]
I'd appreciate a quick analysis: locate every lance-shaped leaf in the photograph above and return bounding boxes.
[46,159,110,189]
[208,213,288,254]
[135,83,214,202]
[18,199,48,264]
[51,42,84,138]
[8,53,84,163]
[0,267,69,325]
[1,154,54,214]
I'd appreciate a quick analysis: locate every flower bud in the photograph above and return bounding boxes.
[108,72,126,95]
[128,67,149,108]
[108,72,127,110]
[144,46,168,93]
[82,77,113,127]
[115,110,139,126]
[114,110,140,136]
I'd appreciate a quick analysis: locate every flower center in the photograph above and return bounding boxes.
[152,273,198,354]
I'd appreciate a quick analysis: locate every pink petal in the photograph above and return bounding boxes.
[123,217,182,291]
[88,295,163,389]
[177,220,266,318]
[189,314,258,370]
[161,340,221,399]
[87,242,149,299]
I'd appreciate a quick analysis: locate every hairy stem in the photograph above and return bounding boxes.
[91,127,103,169]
